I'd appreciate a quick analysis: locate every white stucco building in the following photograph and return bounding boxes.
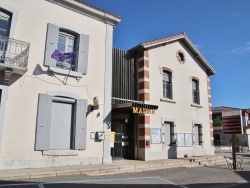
[112,33,216,160]
[0,0,120,170]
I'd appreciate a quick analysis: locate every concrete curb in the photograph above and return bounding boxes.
[0,155,227,180]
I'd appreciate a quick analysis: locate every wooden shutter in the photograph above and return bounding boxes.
[35,94,53,151]
[75,99,88,150]
[44,23,59,67]
[77,34,89,75]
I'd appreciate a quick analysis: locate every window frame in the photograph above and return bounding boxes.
[44,23,89,78]
[35,92,88,153]
[0,9,11,37]
[162,70,172,100]
[192,79,200,105]
[56,30,77,71]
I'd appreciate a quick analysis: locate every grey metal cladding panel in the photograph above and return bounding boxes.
[75,99,87,150]
[44,23,59,67]
[112,48,134,104]
[77,34,89,75]
[35,94,53,151]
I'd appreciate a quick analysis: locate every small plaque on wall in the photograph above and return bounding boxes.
[151,128,162,144]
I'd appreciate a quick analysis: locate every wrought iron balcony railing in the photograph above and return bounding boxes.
[0,35,30,68]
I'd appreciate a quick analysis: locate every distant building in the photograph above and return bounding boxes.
[212,106,250,148]
[0,0,120,170]
[112,33,216,160]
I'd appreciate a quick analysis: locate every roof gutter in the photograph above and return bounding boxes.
[52,0,121,26]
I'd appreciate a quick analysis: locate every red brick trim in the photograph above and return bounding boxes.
[138,60,149,68]
[138,116,150,124]
[137,50,149,58]
[162,67,172,73]
[138,70,149,79]
[139,81,150,90]
[139,93,150,101]
[191,76,199,81]
[139,140,150,148]
[139,128,151,136]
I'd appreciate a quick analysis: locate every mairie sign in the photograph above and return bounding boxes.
[132,107,155,114]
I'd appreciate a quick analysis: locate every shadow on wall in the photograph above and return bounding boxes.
[168,146,177,159]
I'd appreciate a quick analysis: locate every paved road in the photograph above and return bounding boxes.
[1,161,250,188]
[0,150,249,187]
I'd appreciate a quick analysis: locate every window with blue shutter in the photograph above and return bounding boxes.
[35,93,88,151]
[44,23,89,75]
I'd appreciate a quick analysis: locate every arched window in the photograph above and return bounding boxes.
[192,79,200,104]
[163,71,172,99]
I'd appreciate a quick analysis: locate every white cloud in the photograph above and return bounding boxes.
[230,42,250,54]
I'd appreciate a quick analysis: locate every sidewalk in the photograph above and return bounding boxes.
[0,155,226,181]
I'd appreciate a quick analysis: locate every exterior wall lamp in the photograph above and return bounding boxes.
[91,96,99,111]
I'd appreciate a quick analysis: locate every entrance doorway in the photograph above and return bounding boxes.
[111,117,135,159]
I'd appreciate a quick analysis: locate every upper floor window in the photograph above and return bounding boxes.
[56,31,77,70]
[0,10,11,37]
[163,71,172,99]
[44,23,89,75]
[192,79,200,104]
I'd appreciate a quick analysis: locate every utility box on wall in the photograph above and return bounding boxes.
[95,131,105,141]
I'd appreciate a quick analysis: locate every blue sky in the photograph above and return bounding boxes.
[85,0,250,109]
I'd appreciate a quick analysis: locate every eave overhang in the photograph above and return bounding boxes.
[47,0,121,26]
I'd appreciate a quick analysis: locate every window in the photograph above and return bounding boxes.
[35,93,88,151]
[163,71,172,99]
[0,10,11,37]
[194,124,202,145]
[192,79,200,104]
[56,31,76,70]
[44,23,89,75]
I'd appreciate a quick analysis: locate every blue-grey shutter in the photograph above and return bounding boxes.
[75,99,87,150]
[35,94,53,151]
[44,23,59,67]
[77,34,89,75]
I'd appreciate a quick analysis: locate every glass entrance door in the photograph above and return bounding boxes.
[111,121,129,159]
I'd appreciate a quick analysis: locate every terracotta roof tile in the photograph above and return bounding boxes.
[74,0,120,19]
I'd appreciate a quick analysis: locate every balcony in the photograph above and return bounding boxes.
[0,35,30,84]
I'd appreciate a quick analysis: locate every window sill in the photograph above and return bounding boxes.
[191,104,203,108]
[43,150,79,156]
[160,98,176,103]
[49,67,82,78]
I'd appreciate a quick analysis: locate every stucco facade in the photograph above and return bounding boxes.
[135,38,215,160]
[111,33,216,161]
[0,0,120,169]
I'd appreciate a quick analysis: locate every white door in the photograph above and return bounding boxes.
[49,102,73,150]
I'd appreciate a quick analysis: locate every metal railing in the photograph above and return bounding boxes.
[0,35,30,68]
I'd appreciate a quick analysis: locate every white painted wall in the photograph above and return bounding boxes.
[0,0,114,169]
[145,40,213,159]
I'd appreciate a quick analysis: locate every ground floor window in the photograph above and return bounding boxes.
[35,93,87,151]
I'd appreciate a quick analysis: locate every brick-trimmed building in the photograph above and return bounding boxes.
[112,33,216,160]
